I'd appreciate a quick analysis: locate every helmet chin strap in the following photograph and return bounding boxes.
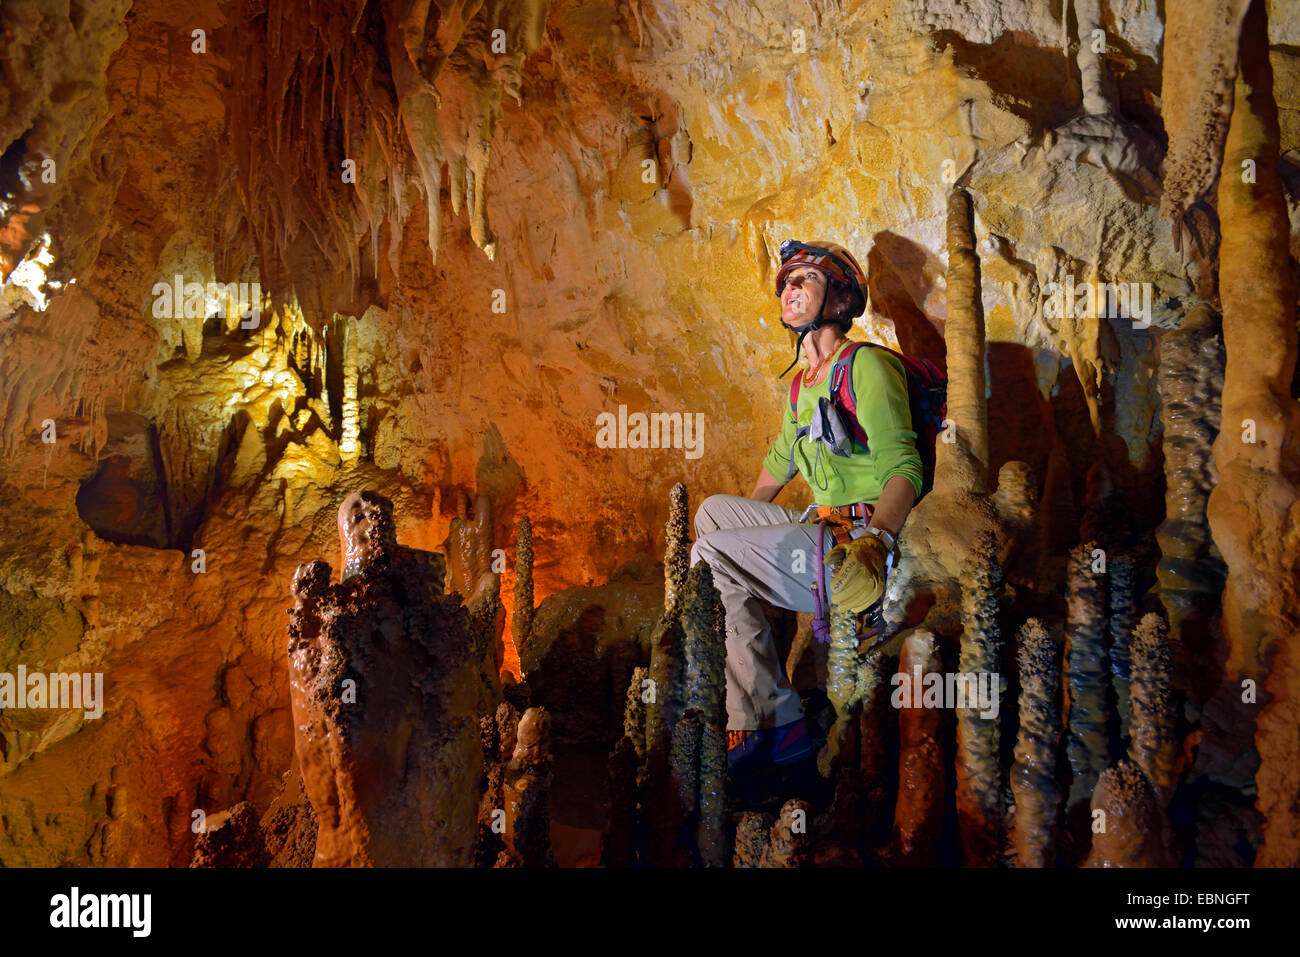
[778,296,827,378]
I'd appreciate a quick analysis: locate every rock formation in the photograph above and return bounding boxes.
[955,530,1004,866]
[1010,619,1061,868]
[1203,0,1300,867]
[287,491,488,866]
[1064,541,1110,822]
[1128,613,1178,810]
[893,630,945,866]
[1083,762,1170,868]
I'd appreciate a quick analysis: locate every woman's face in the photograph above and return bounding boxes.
[780,265,827,326]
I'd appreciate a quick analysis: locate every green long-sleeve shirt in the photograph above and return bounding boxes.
[762,341,923,505]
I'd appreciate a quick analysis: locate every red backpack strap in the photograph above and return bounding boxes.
[789,372,801,417]
[830,342,872,451]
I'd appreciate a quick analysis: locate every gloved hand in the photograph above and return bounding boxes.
[823,533,891,613]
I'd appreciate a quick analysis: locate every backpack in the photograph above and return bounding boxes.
[787,342,947,499]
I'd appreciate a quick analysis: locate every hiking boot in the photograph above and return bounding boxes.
[727,718,816,807]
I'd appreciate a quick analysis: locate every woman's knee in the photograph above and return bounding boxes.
[693,493,735,538]
[689,533,716,569]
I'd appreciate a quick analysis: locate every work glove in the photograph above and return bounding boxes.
[823,533,891,613]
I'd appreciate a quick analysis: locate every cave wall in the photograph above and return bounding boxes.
[0,0,1298,865]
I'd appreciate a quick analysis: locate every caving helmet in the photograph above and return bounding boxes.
[774,239,869,377]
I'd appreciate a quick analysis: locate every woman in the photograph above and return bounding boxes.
[689,239,922,803]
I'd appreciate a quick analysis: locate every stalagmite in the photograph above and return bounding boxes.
[882,185,1001,637]
[1154,305,1226,678]
[955,530,1004,866]
[939,187,988,495]
[825,603,861,720]
[760,799,812,868]
[495,701,519,764]
[512,516,534,660]
[1205,0,1300,867]
[820,603,869,779]
[1084,762,1169,867]
[443,492,503,696]
[1064,541,1109,817]
[991,461,1043,598]
[681,560,726,724]
[679,559,727,865]
[858,652,890,849]
[1108,551,1136,740]
[1128,613,1177,809]
[645,486,689,856]
[508,707,554,868]
[696,723,727,867]
[603,736,639,868]
[663,482,690,618]
[668,709,701,821]
[475,762,507,867]
[339,316,359,462]
[1011,619,1061,868]
[733,813,772,868]
[893,630,945,866]
[287,492,487,866]
[623,665,649,761]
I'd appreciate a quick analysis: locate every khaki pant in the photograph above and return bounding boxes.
[689,493,869,731]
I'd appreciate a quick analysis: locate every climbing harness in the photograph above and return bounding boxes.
[796,502,894,647]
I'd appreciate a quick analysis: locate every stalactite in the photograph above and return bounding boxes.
[1072,0,1114,116]
[1084,761,1169,867]
[1128,613,1177,809]
[894,630,945,865]
[1065,541,1109,815]
[1011,619,1061,868]
[1159,0,1253,247]
[760,799,811,868]
[956,530,1004,866]
[1108,551,1137,741]
[512,515,534,659]
[939,188,988,495]
[1206,0,1300,867]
